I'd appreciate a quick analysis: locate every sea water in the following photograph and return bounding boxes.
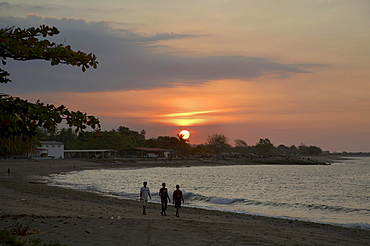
[47,157,370,230]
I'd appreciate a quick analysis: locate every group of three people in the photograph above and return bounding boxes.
[140,182,184,217]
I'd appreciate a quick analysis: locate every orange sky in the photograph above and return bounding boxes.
[2,1,370,151]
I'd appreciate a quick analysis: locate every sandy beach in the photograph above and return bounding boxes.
[0,158,369,246]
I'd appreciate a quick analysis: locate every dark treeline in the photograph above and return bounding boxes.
[36,126,323,157]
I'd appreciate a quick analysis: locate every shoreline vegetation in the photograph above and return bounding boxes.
[1,157,369,245]
[91,154,338,167]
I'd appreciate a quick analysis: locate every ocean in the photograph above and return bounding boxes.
[47,157,370,230]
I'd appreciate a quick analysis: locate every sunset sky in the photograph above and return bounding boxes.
[1,1,370,152]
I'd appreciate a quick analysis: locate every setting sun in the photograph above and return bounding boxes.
[179,129,190,140]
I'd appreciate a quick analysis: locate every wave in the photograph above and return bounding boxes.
[181,191,370,215]
[209,196,244,204]
[303,203,370,214]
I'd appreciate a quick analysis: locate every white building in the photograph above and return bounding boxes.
[36,141,65,159]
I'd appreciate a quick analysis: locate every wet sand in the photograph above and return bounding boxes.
[0,158,369,246]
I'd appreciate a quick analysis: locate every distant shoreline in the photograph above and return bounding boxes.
[88,154,344,167]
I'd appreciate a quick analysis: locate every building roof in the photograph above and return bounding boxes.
[124,148,172,152]
[64,149,118,153]
[40,141,64,145]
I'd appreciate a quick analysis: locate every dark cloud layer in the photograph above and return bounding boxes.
[0,2,10,8]
[1,15,319,94]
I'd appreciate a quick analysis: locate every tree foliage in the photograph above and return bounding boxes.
[146,135,192,156]
[298,144,322,155]
[0,25,100,156]
[234,139,247,148]
[255,138,274,155]
[0,94,100,156]
[0,94,100,139]
[206,133,230,155]
[0,25,98,83]
[117,126,146,147]
[37,126,146,152]
[233,139,249,155]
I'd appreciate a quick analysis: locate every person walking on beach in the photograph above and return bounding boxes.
[173,184,184,217]
[159,182,171,216]
[140,181,151,215]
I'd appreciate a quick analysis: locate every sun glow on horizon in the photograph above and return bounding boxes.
[164,111,214,117]
[158,110,217,126]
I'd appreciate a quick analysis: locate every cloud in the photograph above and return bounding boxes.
[0,2,10,8]
[0,1,56,16]
[112,28,193,42]
[1,14,321,94]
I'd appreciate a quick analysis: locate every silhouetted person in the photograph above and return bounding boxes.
[140,181,151,215]
[7,168,10,175]
[173,184,184,217]
[159,182,171,216]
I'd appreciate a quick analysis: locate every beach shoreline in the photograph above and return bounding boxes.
[1,158,369,245]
